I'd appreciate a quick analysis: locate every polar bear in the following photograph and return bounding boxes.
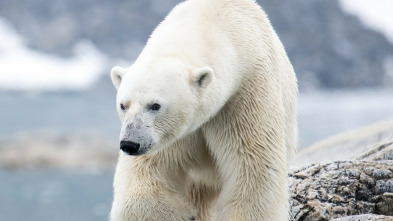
[110,0,297,220]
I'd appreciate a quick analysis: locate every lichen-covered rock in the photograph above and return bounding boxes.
[289,161,393,220]
[356,141,393,161]
[332,214,393,221]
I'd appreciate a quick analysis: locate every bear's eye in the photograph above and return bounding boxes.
[150,103,161,111]
[120,103,126,111]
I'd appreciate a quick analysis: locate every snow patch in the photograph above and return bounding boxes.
[0,17,108,91]
[339,0,393,44]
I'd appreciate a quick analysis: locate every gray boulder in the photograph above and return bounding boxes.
[290,140,393,220]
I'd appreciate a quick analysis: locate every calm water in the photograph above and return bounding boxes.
[298,90,393,146]
[0,170,113,221]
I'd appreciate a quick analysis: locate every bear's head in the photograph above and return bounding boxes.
[111,60,215,156]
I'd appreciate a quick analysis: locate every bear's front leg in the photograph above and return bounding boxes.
[203,99,290,221]
[215,157,289,221]
[111,154,197,221]
[209,143,289,221]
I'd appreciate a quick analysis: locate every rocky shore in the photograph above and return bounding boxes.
[0,132,117,172]
[289,131,393,220]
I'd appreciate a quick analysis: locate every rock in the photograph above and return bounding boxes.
[356,141,393,161]
[292,119,393,166]
[289,161,393,220]
[332,214,393,221]
[0,132,118,172]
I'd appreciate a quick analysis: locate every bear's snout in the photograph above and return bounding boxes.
[120,141,140,155]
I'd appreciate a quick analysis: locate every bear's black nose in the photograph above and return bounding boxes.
[120,141,140,155]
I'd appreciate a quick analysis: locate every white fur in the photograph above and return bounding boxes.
[111,0,298,220]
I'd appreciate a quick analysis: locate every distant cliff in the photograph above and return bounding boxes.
[1,0,392,89]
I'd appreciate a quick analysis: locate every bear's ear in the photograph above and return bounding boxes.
[191,67,214,88]
[111,66,127,90]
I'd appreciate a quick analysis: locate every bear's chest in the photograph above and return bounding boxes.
[187,160,222,190]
